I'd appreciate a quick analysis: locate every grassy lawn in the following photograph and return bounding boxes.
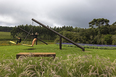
[0,32,11,40]
[0,44,81,60]
[1,31,116,76]
[0,44,116,77]
[0,44,116,76]
[0,44,116,61]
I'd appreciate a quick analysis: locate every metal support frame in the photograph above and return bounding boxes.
[32,18,85,51]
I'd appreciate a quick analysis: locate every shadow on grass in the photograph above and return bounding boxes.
[24,48,36,50]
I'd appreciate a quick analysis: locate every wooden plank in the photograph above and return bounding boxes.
[16,52,56,59]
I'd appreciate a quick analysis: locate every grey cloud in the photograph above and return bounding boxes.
[0,0,116,28]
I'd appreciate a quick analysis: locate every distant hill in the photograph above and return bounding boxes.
[0,26,13,32]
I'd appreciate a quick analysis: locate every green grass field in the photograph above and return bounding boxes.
[0,44,116,61]
[0,44,116,77]
[1,31,116,76]
[0,44,81,60]
[0,31,11,40]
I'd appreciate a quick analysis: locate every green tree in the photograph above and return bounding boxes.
[89,18,109,34]
[112,22,116,25]
[104,34,112,45]
[99,25,109,34]
[89,18,109,28]
[110,25,116,34]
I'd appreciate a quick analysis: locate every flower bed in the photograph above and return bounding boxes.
[57,43,116,49]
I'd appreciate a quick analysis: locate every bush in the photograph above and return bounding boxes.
[54,31,80,43]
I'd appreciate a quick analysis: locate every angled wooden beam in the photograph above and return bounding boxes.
[32,18,85,51]
[37,38,48,45]
[19,27,29,33]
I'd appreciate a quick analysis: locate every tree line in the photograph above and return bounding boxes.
[6,18,116,45]
[0,26,13,32]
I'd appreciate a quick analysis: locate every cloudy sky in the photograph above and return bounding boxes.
[0,0,116,28]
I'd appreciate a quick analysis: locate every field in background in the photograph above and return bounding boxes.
[0,32,11,40]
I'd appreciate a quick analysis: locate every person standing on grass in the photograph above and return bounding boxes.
[16,37,21,44]
[30,32,39,46]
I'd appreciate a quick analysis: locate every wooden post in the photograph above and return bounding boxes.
[59,36,62,49]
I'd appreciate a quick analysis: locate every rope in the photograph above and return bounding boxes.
[32,20,34,33]
[22,27,33,44]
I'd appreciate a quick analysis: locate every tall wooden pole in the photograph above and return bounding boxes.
[32,18,85,51]
[59,36,62,49]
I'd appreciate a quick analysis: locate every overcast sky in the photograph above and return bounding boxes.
[0,0,116,28]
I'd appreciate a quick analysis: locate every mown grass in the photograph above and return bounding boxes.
[0,44,82,61]
[0,32,11,40]
[1,44,116,61]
